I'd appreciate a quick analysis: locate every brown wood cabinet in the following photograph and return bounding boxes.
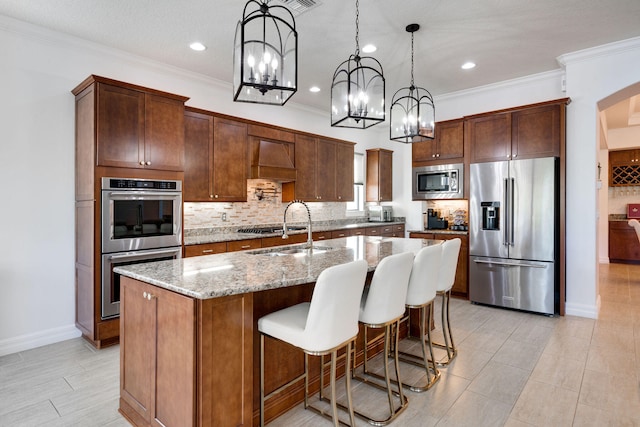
[120,277,196,427]
[184,108,248,202]
[610,149,640,186]
[409,232,469,297]
[92,78,186,171]
[366,149,393,202]
[412,119,465,166]
[183,242,226,258]
[609,221,640,263]
[72,76,187,349]
[468,103,562,163]
[120,278,253,427]
[383,224,405,237]
[283,135,354,202]
[227,238,262,252]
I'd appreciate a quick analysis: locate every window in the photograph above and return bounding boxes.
[347,152,364,212]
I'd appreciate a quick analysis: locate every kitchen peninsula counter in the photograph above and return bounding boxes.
[115,236,440,427]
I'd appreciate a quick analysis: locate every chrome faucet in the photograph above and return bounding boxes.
[282,199,312,248]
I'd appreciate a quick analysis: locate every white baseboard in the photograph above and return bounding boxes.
[0,324,82,357]
[565,298,599,319]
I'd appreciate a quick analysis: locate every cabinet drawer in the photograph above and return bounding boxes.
[312,231,332,241]
[351,228,366,236]
[331,230,352,238]
[184,242,227,258]
[262,234,307,247]
[227,239,262,252]
[365,226,384,236]
[409,232,435,239]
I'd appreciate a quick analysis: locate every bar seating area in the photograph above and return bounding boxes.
[258,238,462,426]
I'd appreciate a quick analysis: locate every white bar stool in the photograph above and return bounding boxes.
[351,251,414,425]
[629,219,640,243]
[395,244,442,392]
[258,259,368,427]
[432,238,461,366]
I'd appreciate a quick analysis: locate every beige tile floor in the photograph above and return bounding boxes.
[1,262,638,426]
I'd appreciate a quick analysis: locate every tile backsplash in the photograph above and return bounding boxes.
[608,186,640,215]
[184,180,362,229]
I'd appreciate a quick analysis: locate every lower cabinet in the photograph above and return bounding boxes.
[409,232,469,297]
[120,277,196,427]
[120,277,253,427]
[609,221,640,263]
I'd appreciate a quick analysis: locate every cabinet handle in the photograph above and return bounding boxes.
[241,245,251,249]
[202,249,214,254]
[145,161,151,165]
[512,154,517,158]
[317,236,326,240]
[209,195,214,199]
[143,291,154,301]
[139,161,145,165]
[214,195,219,199]
[338,196,342,200]
[436,153,440,158]
[432,154,436,158]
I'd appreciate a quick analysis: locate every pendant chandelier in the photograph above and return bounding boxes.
[233,0,297,106]
[390,24,435,143]
[330,0,385,129]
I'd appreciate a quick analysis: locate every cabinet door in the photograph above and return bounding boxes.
[366,149,393,202]
[511,104,560,159]
[144,94,185,171]
[435,119,465,161]
[609,150,637,165]
[184,110,213,202]
[468,113,511,163]
[293,134,319,201]
[609,222,640,262]
[335,142,354,201]
[316,139,337,201]
[212,118,248,201]
[412,140,435,164]
[97,83,145,168]
[120,279,155,422]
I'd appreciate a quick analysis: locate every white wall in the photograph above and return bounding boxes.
[2,11,639,355]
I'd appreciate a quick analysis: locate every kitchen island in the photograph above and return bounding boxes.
[114,236,440,427]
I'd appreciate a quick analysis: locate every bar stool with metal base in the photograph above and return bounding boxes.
[258,259,368,427]
[395,243,443,392]
[351,251,414,425]
[432,238,461,366]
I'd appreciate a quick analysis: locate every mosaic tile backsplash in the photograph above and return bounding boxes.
[184,180,363,229]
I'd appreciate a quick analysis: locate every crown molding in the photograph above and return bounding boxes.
[557,36,640,66]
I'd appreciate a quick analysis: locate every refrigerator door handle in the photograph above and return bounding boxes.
[509,177,515,246]
[472,258,548,268]
[503,178,510,246]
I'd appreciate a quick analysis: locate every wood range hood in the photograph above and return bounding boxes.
[250,139,297,182]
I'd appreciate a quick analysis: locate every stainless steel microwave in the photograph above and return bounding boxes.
[412,163,464,200]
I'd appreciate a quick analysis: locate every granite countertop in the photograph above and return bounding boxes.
[115,236,440,300]
[609,214,634,221]
[184,220,406,245]
[407,229,469,235]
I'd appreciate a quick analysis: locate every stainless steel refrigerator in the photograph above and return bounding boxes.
[469,157,558,315]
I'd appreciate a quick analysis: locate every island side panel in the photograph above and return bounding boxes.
[198,293,254,427]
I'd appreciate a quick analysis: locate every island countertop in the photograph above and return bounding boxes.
[114,236,440,300]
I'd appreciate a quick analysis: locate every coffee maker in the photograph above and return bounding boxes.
[425,209,448,230]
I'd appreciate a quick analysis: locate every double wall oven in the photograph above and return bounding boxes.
[101,178,182,319]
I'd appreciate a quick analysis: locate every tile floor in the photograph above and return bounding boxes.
[1,263,639,426]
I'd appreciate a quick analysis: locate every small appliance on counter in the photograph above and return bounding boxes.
[369,205,393,222]
[425,209,449,230]
[628,203,640,219]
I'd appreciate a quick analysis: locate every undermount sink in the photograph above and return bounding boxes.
[249,245,333,257]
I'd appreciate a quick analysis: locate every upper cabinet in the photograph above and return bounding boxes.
[282,135,354,202]
[412,119,465,166]
[468,102,563,163]
[80,76,188,171]
[610,149,640,186]
[366,148,393,202]
[184,108,248,202]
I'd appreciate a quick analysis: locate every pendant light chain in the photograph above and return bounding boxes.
[410,30,415,87]
[355,0,360,56]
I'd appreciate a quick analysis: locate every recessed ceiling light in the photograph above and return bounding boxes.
[362,44,377,53]
[190,42,207,51]
[309,86,321,93]
[461,61,476,70]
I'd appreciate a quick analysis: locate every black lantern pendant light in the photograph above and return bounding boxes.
[233,0,297,105]
[390,24,435,143]
[330,0,385,129]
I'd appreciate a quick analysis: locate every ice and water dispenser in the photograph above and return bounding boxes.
[481,202,500,230]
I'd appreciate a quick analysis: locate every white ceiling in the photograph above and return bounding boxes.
[2,0,640,117]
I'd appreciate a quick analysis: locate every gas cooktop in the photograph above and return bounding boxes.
[236,226,307,234]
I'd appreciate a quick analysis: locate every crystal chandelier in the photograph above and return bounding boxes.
[233,0,297,105]
[390,24,435,142]
[330,0,385,129]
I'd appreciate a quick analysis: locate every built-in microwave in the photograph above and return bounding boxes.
[412,163,464,200]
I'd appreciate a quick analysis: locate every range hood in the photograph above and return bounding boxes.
[250,139,297,182]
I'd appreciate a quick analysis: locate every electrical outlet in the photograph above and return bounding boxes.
[222,213,227,221]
